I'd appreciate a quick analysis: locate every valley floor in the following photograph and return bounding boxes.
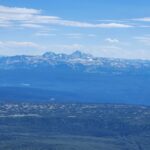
[0,102,150,150]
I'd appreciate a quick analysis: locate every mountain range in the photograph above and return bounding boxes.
[1,50,150,71]
[0,51,150,105]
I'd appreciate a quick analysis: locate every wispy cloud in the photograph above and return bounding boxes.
[34,28,57,36]
[20,23,44,28]
[98,18,150,28]
[0,41,43,49]
[105,38,120,44]
[0,5,40,14]
[35,32,56,37]
[134,36,150,45]
[132,17,150,22]
[0,40,46,56]
[0,5,133,29]
[64,33,96,39]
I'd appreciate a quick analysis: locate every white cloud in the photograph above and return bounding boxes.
[35,33,56,36]
[0,5,40,14]
[0,41,46,56]
[20,23,44,28]
[0,5,133,29]
[35,29,57,36]
[134,36,150,45]
[55,21,132,28]
[133,17,150,22]
[105,38,120,44]
[63,33,96,39]
[0,41,44,49]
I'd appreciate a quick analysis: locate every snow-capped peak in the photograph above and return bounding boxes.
[0,50,150,70]
[70,50,93,59]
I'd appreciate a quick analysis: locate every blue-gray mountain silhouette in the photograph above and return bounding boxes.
[0,51,150,105]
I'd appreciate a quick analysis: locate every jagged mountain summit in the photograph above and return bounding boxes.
[0,50,150,105]
[0,50,150,71]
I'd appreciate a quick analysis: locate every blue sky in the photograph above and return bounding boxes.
[0,0,150,59]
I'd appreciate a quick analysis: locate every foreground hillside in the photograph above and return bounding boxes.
[0,51,150,105]
[0,103,150,150]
